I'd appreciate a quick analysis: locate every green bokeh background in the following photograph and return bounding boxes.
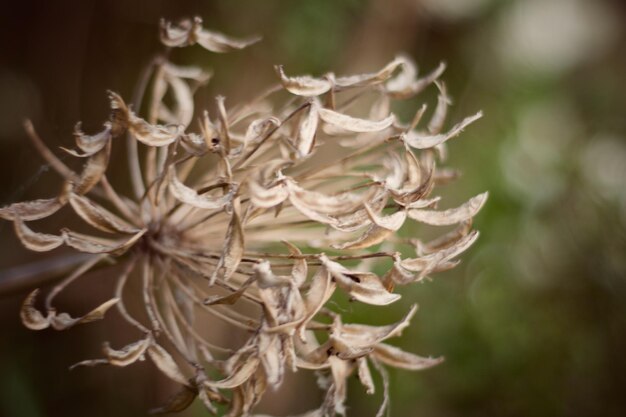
[1,1,625,416]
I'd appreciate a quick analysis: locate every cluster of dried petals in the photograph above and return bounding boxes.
[2,17,487,417]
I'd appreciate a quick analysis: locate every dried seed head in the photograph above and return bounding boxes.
[3,16,487,416]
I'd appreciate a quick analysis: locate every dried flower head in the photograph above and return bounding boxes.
[2,17,487,417]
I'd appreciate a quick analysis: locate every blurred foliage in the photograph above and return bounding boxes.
[1,0,625,416]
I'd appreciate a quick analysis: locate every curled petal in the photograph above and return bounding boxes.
[62,229,146,255]
[64,122,112,157]
[402,112,482,150]
[103,337,151,367]
[321,255,400,305]
[0,197,64,221]
[318,108,395,133]
[69,193,139,234]
[168,165,233,209]
[204,357,260,389]
[148,343,190,386]
[386,59,446,99]
[275,65,332,97]
[295,100,320,157]
[408,192,488,226]
[20,289,50,330]
[14,218,63,252]
[196,27,261,53]
[50,298,120,330]
[334,56,405,89]
[210,198,244,283]
[372,343,444,370]
[401,230,480,273]
[73,140,111,195]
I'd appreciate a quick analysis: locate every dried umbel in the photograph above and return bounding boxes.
[2,17,487,417]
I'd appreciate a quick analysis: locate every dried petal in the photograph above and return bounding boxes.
[356,357,375,395]
[402,112,482,150]
[69,193,139,234]
[50,298,120,330]
[204,357,260,389]
[168,165,233,209]
[210,198,244,283]
[335,57,405,89]
[318,108,395,133]
[372,343,444,370]
[62,229,145,255]
[275,65,332,97]
[148,343,190,386]
[73,140,111,195]
[65,122,112,157]
[321,255,400,305]
[13,218,63,252]
[195,25,260,53]
[401,230,480,273]
[103,337,151,366]
[408,192,488,225]
[295,100,320,157]
[0,198,63,221]
[20,289,50,330]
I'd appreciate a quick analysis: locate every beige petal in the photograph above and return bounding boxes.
[275,65,332,97]
[20,289,50,330]
[282,241,307,287]
[73,140,111,195]
[69,193,139,234]
[103,337,151,366]
[168,165,233,209]
[331,225,393,250]
[408,192,488,225]
[148,343,189,386]
[195,26,260,53]
[204,357,260,389]
[286,180,368,215]
[62,229,145,255]
[159,17,194,47]
[210,198,244,283]
[401,230,479,273]
[357,357,375,395]
[339,305,417,348]
[259,333,284,386]
[248,178,288,208]
[386,60,446,99]
[427,81,451,134]
[365,205,406,231]
[295,100,320,157]
[318,108,394,133]
[65,122,112,157]
[402,112,482,150]
[372,343,444,370]
[13,218,63,252]
[321,256,400,305]
[298,266,335,340]
[334,57,405,89]
[50,298,119,330]
[129,116,181,147]
[0,197,63,221]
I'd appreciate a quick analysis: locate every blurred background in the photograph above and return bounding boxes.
[1,0,625,416]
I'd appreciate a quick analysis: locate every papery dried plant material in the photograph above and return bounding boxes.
[20,289,51,330]
[3,15,488,417]
[408,192,488,226]
[160,16,261,52]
